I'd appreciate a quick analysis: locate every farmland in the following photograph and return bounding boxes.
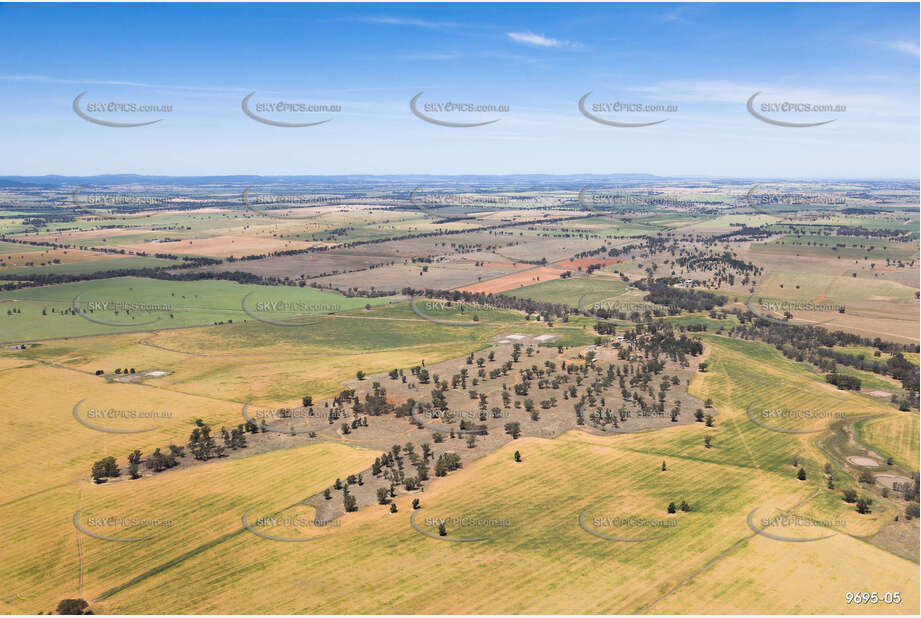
[0,175,917,615]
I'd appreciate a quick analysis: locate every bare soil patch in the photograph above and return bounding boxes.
[459,266,567,294]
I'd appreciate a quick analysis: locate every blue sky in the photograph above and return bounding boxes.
[0,2,918,178]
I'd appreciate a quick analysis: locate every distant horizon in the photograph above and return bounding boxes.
[2,173,919,184]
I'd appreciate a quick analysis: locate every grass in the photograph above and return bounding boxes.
[3,333,914,614]
[1,441,377,614]
[855,414,920,471]
[0,277,389,342]
[0,255,180,277]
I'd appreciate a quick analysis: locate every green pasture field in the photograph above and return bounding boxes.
[0,277,389,342]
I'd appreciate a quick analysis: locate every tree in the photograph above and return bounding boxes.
[679,500,690,512]
[842,489,858,503]
[514,450,522,463]
[356,370,365,380]
[796,467,806,481]
[324,488,331,500]
[389,502,398,513]
[504,422,521,439]
[90,456,119,483]
[438,522,447,536]
[704,435,712,449]
[90,460,107,484]
[705,414,714,427]
[661,460,667,471]
[344,491,358,513]
[667,501,677,514]
[377,487,390,505]
[55,599,92,615]
[188,424,217,461]
[412,498,420,510]
[855,496,873,514]
[102,456,119,477]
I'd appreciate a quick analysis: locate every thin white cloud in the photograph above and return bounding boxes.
[355,16,460,29]
[507,32,579,48]
[0,74,245,93]
[885,41,920,56]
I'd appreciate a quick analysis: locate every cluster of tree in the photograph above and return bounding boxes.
[90,456,119,484]
[0,263,254,291]
[842,489,874,514]
[401,287,571,324]
[632,279,728,312]
[825,373,862,391]
[666,500,691,513]
[728,318,918,406]
[52,598,93,615]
